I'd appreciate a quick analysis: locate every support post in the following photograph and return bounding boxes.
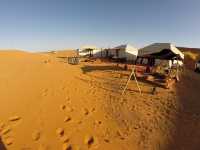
[122,65,141,95]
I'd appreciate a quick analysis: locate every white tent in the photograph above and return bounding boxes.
[108,44,138,61]
[138,43,184,60]
[79,45,101,57]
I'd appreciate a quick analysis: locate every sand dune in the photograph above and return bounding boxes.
[0,50,200,150]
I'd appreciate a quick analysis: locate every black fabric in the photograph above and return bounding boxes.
[142,49,181,60]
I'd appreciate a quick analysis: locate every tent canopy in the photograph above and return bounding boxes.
[138,43,184,60]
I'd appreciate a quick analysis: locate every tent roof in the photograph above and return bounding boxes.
[113,44,129,49]
[107,44,139,56]
[138,43,184,60]
[113,44,137,50]
[80,45,97,52]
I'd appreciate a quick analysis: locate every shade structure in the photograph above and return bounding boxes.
[138,43,184,60]
[79,45,97,52]
[79,45,101,57]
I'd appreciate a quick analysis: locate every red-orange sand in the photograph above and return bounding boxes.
[0,50,200,150]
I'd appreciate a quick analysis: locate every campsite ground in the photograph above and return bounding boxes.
[0,50,200,150]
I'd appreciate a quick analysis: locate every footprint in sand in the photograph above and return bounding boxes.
[56,128,65,137]
[60,104,66,111]
[9,116,21,122]
[65,97,70,102]
[42,89,48,96]
[91,107,96,112]
[4,137,13,146]
[84,135,96,148]
[134,124,141,130]
[57,132,71,150]
[82,108,89,116]
[94,120,102,126]
[62,143,72,150]
[1,126,11,135]
[104,139,110,143]
[116,130,125,140]
[0,123,14,146]
[61,135,70,143]
[64,116,71,123]
[32,130,41,141]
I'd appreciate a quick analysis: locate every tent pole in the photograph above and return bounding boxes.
[133,66,142,94]
[122,69,134,95]
[176,61,180,81]
[122,65,141,95]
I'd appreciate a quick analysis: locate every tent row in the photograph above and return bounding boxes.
[79,44,138,61]
[79,43,184,67]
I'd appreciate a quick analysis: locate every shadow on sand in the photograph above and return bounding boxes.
[82,65,167,89]
[57,56,68,59]
[137,77,166,89]
[56,56,68,63]
[0,137,6,150]
[81,65,167,95]
[81,65,200,149]
[165,69,200,150]
[81,65,124,74]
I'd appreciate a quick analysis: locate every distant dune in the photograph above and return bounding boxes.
[40,49,77,57]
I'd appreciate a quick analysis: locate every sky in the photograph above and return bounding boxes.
[0,0,200,51]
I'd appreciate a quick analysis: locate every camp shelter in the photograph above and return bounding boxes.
[79,45,101,57]
[137,43,184,67]
[107,44,138,61]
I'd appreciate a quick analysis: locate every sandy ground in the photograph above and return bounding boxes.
[0,50,200,150]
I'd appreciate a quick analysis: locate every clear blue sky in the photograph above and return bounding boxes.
[0,0,200,51]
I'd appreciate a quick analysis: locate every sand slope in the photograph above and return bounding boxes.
[0,50,200,150]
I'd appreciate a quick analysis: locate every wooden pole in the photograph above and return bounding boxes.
[122,65,141,95]
[122,69,134,95]
[176,61,180,82]
[133,67,142,94]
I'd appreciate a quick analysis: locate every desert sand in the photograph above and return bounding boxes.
[0,50,200,150]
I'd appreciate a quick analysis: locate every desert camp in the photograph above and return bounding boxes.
[0,43,200,150]
[78,45,100,57]
[1,0,200,150]
[1,43,200,150]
